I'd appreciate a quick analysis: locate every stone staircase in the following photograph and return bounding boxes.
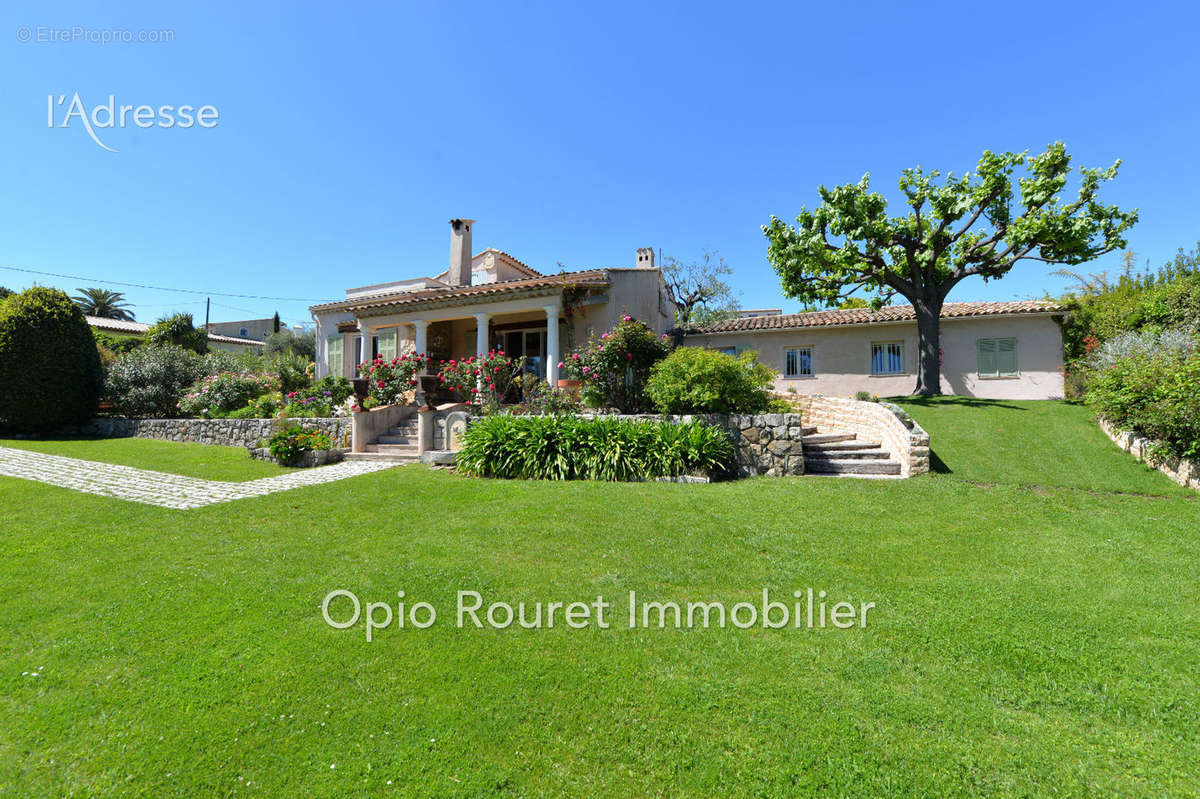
[344,418,421,464]
[802,428,902,477]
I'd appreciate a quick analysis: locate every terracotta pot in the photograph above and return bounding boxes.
[557,379,583,391]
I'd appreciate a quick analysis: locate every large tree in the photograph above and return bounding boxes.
[74,287,135,321]
[662,250,741,328]
[763,142,1138,394]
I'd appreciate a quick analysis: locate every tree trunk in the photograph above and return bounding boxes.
[913,299,943,396]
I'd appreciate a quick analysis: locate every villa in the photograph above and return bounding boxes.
[310,219,675,383]
[310,219,1066,400]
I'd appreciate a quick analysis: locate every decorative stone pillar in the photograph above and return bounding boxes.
[473,312,490,357]
[543,303,561,384]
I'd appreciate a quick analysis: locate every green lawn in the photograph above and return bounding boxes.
[0,437,290,481]
[1,402,1197,797]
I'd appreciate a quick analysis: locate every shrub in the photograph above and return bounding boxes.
[360,353,430,406]
[177,371,281,418]
[263,329,316,360]
[457,415,734,481]
[271,353,313,393]
[0,287,104,432]
[1084,328,1196,371]
[765,397,793,413]
[1086,350,1200,462]
[567,316,672,413]
[92,330,144,355]
[518,379,582,415]
[645,347,773,414]
[147,312,208,354]
[267,425,333,465]
[439,351,525,413]
[104,345,206,417]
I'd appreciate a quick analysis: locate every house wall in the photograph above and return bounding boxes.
[207,319,277,341]
[681,314,1064,400]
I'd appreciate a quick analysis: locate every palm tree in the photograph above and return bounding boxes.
[73,288,135,321]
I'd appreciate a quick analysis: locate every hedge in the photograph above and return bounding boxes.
[0,287,103,433]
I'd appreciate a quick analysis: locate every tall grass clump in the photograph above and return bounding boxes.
[456,415,733,481]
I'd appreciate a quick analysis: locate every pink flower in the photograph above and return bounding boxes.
[622,315,633,322]
[557,361,564,368]
[626,352,633,360]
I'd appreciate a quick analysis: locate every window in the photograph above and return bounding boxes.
[326,334,344,378]
[717,346,737,356]
[376,329,397,362]
[784,347,813,378]
[978,337,1018,377]
[871,341,904,375]
[238,327,249,338]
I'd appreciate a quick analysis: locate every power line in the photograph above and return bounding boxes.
[0,264,325,303]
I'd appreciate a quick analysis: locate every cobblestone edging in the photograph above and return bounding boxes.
[1098,417,1200,492]
[0,445,397,509]
[81,417,353,450]
[791,396,930,477]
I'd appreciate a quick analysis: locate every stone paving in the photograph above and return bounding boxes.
[0,446,399,509]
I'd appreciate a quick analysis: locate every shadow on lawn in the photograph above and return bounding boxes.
[895,395,1029,411]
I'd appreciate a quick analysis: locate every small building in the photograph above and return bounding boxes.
[86,316,265,354]
[205,318,281,341]
[681,301,1066,400]
[310,219,675,382]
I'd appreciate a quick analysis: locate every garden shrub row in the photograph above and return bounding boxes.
[456,415,734,481]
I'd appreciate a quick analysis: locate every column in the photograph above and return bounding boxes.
[358,321,373,370]
[473,312,490,357]
[412,319,429,357]
[543,303,561,385]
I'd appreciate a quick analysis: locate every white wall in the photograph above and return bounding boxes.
[681,314,1064,400]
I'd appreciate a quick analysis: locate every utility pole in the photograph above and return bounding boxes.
[204,297,210,330]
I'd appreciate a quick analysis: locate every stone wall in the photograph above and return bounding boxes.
[82,417,353,450]
[577,413,807,477]
[791,396,930,477]
[1098,417,1200,492]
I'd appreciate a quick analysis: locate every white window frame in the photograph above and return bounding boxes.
[870,341,905,376]
[977,337,1019,378]
[326,333,344,378]
[783,346,814,378]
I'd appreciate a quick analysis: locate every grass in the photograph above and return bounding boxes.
[1,401,1197,797]
[0,437,290,481]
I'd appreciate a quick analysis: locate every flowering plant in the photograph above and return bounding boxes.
[267,425,333,465]
[358,353,430,407]
[567,315,671,413]
[178,371,280,418]
[438,350,525,414]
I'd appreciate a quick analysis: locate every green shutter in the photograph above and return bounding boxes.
[377,329,397,362]
[996,337,1018,376]
[977,339,997,377]
[327,334,344,378]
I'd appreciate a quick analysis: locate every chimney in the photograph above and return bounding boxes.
[636,247,655,269]
[448,218,475,286]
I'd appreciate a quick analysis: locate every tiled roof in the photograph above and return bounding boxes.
[86,315,264,347]
[689,300,1063,334]
[310,269,610,314]
[480,248,541,277]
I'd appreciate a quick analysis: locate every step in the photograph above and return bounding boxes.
[804,448,890,460]
[376,434,415,444]
[803,439,882,452]
[800,426,818,436]
[801,433,857,445]
[387,425,418,435]
[364,443,418,455]
[805,458,901,475]
[344,451,419,463]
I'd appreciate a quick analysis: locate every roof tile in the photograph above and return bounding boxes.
[688,300,1062,333]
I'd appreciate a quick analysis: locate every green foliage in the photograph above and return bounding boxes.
[263,328,316,360]
[765,142,1138,394]
[92,330,145,355]
[266,425,333,465]
[1086,350,1200,462]
[661,250,740,327]
[177,372,281,418]
[270,353,313,393]
[439,351,525,413]
[646,347,774,414]
[73,287,135,321]
[568,316,673,413]
[457,415,734,481]
[518,379,582,415]
[104,345,205,417]
[148,312,208,354]
[0,287,104,432]
[0,286,13,300]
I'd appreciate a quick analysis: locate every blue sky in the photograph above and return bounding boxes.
[2,0,1198,326]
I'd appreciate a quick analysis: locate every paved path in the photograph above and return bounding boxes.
[0,446,398,509]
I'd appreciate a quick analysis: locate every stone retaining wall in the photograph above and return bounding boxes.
[82,417,353,450]
[1098,417,1200,492]
[791,396,930,477]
